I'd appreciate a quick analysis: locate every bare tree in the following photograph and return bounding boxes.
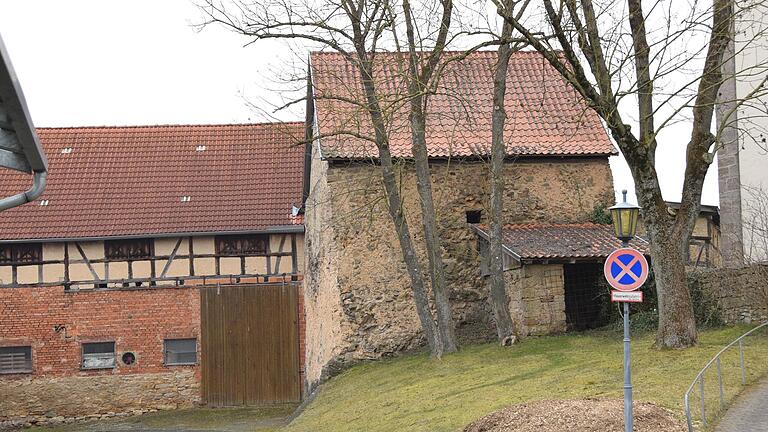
[487,0,529,344]
[395,0,458,353]
[197,0,464,356]
[493,0,768,347]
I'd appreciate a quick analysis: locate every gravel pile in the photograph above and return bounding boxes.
[463,399,687,432]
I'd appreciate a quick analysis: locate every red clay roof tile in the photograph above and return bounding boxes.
[475,223,648,260]
[310,51,616,159]
[0,123,305,241]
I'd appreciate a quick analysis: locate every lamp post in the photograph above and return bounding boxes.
[608,189,641,432]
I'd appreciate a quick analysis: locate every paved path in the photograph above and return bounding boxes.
[716,378,768,432]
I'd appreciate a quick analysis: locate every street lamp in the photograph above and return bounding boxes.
[609,190,640,246]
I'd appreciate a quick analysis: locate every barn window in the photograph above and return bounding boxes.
[104,238,153,260]
[164,339,197,365]
[215,235,268,256]
[0,243,43,265]
[0,346,32,374]
[81,342,115,369]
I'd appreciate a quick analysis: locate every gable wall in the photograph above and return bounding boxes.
[303,156,613,388]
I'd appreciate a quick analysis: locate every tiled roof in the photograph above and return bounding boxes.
[310,51,616,159]
[0,123,305,241]
[475,223,648,261]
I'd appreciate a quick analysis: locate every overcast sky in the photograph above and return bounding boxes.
[0,0,719,205]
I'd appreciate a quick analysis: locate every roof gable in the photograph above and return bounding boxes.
[0,123,305,241]
[310,51,616,159]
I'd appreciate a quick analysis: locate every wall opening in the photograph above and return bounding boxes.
[466,210,482,224]
[563,263,609,331]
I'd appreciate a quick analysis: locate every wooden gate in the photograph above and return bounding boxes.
[200,283,300,406]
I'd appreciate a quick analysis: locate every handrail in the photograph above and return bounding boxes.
[684,321,768,431]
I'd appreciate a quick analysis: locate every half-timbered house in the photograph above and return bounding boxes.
[0,123,308,426]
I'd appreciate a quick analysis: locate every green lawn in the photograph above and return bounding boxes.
[285,326,768,432]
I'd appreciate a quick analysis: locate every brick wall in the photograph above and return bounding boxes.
[1,278,307,427]
[0,285,201,426]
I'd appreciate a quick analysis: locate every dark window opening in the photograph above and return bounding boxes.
[563,263,610,331]
[0,346,32,374]
[82,342,115,369]
[164,339,197,366]
[215,235,268,256]
[466,210,482,224]
[0,243,43,265]
[105,238,153,260]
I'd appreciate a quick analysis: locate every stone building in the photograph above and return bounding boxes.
[0,123,307,426]
[302,51,619,389]
[717,2,768,265]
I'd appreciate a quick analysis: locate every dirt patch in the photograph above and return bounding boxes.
[463,399,686,432]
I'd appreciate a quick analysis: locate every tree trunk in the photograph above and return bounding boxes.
[400,0,458,354]
[646,225,698,348]
[488,33,517,343]
[409,110,458,353]
[634,180,698,348]
[356,54,444,357]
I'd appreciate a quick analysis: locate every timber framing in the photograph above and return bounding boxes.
[0,232,301,289]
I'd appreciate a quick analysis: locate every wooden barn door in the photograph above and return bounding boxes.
[200,283,300,406]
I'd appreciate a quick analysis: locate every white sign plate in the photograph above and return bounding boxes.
[611,290,643,303]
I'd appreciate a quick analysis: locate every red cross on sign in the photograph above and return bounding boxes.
[603,247,649,292]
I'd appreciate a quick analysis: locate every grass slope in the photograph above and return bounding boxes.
[286,326,768,432]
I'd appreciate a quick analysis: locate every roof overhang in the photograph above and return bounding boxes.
[0,35,47,174]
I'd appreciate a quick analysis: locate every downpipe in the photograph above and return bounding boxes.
[0,171,47,211]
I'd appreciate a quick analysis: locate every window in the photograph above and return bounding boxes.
[0,243,43,264]
[104,238,153,260]
[0,346,32,374]
[164,339,197,366]
[466,210,482,224]
[81,342,115,369]
[215,235,268,256]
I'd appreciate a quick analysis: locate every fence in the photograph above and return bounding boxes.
[683,321,768,431]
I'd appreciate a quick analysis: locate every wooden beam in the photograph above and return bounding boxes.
[74,242,101,282]
[159,238,184,278]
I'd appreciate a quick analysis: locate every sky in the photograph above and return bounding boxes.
[0,0,719,205]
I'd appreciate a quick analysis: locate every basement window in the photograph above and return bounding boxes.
[81,342,115,370]
[466,210,482,224]
[0,346,32,374]
[164,339,197,366]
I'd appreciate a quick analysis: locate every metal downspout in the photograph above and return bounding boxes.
[0,171,47,211]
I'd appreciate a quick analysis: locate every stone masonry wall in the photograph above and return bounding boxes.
[690,264,768,323]
[304,156,613,387]
[505,264,567,336]
[0,286,201,426]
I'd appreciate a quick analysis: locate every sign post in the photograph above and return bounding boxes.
[604,246,649,432]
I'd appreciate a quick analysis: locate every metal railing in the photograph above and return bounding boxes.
[684,321,768,431]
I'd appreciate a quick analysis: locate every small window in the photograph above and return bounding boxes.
[0,346,32,374]
[104,239,153,260]
[466,210,482,224]
[82,342,115,369]
[215,235,268,256]
[164,339,197,366]
[0,243,43,265]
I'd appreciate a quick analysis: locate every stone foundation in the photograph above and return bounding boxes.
[0,371,199,429]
